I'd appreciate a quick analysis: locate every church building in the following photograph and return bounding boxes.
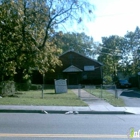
[32,50,103,85]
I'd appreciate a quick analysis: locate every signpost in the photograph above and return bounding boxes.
[42,74,45,99]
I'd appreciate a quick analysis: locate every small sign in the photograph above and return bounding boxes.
[84,66,95,71]
[54,79,67,93]
[138,72,140,75]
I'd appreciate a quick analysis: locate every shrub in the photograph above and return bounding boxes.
[0,81,15,96]
[16,80,32,91]
[30,84,42,90]
[103,75,113,84]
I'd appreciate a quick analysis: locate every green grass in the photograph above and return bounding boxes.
[0,89,87,106]
[85,89,125,107]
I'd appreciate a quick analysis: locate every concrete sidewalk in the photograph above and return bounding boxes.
[72,89,140,114]
[0,89,140,114]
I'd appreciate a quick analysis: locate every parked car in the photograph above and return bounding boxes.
[116,79,131,88]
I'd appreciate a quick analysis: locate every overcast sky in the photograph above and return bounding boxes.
[63,0,140,43]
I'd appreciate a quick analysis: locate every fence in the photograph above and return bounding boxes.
[16,83,55,91]
[15,83,118,100]
[82,84,118,99]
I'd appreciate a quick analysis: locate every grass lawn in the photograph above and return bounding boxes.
[0,89,87,106]
[85,89,125,107]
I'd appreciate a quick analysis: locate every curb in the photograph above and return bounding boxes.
[0,109,134,115]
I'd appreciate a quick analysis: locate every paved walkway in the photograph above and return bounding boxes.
[0,89,140,114]
[72,89,140,114]
[72,89,114,109]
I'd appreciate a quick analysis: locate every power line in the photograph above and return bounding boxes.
[95,12,138,18]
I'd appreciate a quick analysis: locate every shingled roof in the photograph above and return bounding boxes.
[60,50,103,66]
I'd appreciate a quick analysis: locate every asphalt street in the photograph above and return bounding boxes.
[119,89,140,107]
[0,113,140,140]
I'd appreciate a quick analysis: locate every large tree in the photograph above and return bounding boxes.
[54,32,98,58]
[119,27,140,76]
[98,35,122,82]
[0,0,94,81]
[98,27,140,83]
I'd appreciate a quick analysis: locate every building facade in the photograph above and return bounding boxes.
[32,50,103,85]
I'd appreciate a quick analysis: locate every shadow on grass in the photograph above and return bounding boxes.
[44,92,56,95]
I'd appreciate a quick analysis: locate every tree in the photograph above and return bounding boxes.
[54,32,98,58]
[98,35,122,82]
[119,31,135,76]
[130,27,140,75]
[119,27,140,77]
[98,27,140,83]
[0,0,94,82]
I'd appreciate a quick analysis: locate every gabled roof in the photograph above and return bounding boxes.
[63,65,83,72]
[60,50,103,66]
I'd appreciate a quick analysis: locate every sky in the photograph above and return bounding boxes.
[66,0,140,43]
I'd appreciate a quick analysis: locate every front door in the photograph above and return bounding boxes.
[68,73,78,85]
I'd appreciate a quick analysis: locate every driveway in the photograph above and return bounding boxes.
[117,88,140,107]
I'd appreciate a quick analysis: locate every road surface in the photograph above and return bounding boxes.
[118,89,140,107]
[0,113,140,140]
[108,88,140,107]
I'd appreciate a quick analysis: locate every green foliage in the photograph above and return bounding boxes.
[16,80,32,91]
[54,32,98,58]
[103,75,113,84]
[119,27,140,76]
[98,28,140,79]
[98,35,122,80]
[0,0,94,81]
[0,0,62,81]
[0,81,15,96]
